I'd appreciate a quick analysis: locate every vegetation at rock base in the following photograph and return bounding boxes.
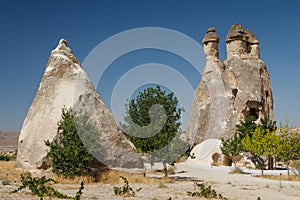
[45,107,99,178]
[242,128,280,175]
[221,132,243,166]
[187,182,229,199]
[113,176,141,197]
[11,175,84,200]
[221,115,300,175]
[220,116,257,166]
[0,154,14,161]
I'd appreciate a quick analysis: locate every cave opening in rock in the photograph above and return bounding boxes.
[266,91,269,98]
[249,108,259,120]
[232,89,238,98]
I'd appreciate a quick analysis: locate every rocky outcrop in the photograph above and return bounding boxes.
[16,39,143,170]
[185,24,274,147]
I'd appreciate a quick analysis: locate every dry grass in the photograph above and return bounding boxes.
[99,169,176,184]
[0,161,177,187]
[260,175,300,181]
[52,170,176,191]
[53,175,97,184]
[157,182,168,188]
[0,161,29,183]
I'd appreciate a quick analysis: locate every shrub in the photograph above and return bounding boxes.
[114,176,141,197]
[2,179,10,185]
[45,107,98,178]
[11,175,84,200]
[187,182,229,199]
[0,154,12,161]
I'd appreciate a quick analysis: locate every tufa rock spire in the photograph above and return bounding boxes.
[202,27,220,60]
[225,24,261,60]
[16,39,144,171]
[184,24,273,148]
[245,29,260,59]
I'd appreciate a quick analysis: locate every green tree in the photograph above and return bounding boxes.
[259,118,277,132]
[242,127,280,175]
[220,132,243,166]
[221,116,277,168]
[122,85,182,153]
[148,131,189,164]
[45,107,97,178]
[277,128,300,175]
[235,115,258,138]
[220,116,257,166]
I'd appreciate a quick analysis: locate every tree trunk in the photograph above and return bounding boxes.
[268,157,274,170]
[163,160,167,177]
[287,161,290,176]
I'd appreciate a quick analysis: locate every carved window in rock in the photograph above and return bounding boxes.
[249,108,259,120]
[265,91,269,99]
[245,101,261,121]
[232,89,238,98]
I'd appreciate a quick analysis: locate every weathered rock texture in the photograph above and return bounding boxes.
[185,24,274,147]
[16,39,143,170]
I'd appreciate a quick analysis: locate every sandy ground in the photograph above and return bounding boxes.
[1,161,300,200]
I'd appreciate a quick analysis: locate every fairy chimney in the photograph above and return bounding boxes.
[16,39,144,171]
[185,24,274,147]
[203,27,220,59]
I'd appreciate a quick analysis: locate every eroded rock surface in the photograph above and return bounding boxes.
[16,39,143,170]
[185,24,273,147]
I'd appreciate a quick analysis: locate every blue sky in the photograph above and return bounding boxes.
[1,0,300,131]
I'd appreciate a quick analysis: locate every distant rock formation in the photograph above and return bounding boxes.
[0,131,19,153]
[185,24,274,147]
[16,39,143,170]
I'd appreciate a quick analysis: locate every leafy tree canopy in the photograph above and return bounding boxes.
[122,85,182,153]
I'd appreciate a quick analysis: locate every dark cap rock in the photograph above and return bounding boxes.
[245,29,259,44]
[226,24,248,42]
[202,27,220,44]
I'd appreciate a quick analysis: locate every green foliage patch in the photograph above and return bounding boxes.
[113,176,141,197]
[45,107,98,178]
[0,154,15,161]
[11,175,84,200]
[187,183,229,199]
[122,85,182,153]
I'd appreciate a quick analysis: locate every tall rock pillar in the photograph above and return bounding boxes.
[185,24,274,148]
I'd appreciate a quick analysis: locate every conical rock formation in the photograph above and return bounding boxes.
[16,39,143,170]
[185,24,274,147]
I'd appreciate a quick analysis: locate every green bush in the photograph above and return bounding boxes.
[2,179,10,185]
[45,107,97,178]
[11,175,84,200]
[187,183,229,199]
[0,154,12,161]
[114,176,141,197]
